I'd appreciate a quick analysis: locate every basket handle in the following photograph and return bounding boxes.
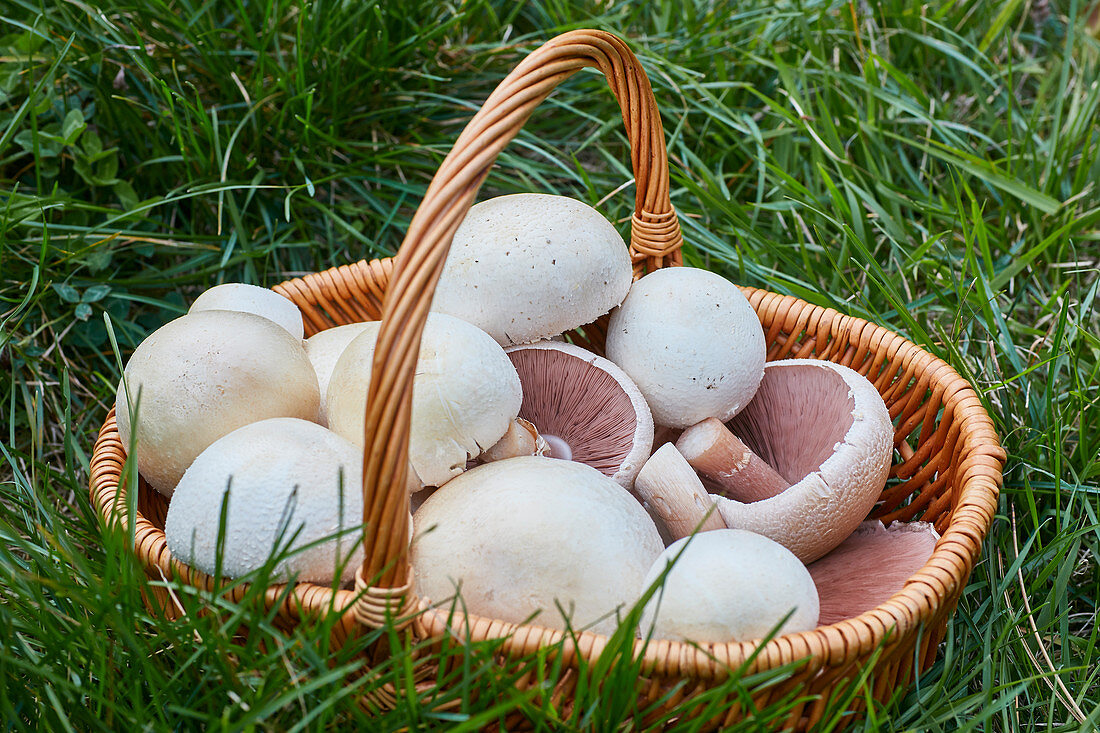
[354,29,682,608]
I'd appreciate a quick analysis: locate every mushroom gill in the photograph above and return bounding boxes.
[726,362,856,487]
[506,341,653,489]
[808,520,939,625]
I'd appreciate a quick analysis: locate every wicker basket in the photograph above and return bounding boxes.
[89,29,1006,730]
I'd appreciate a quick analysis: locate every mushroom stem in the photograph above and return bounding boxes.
[676,418,790,502]
[634,443,726,540]
[807,520,939,625]
[480,418,547,462]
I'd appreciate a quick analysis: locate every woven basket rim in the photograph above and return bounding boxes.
[88,267,1006,678]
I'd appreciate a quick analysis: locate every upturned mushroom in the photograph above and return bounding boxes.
[164,418,363,584]
[412,456,664,636]
[189,282,305,339]
[605,267,766,429]
[640,529,819,643]
[430,194,633,346]
[116,310,320,496]
[633,359,893,564]
[504,340,653,489]
[710,360,892,563]
[326,312,522,491]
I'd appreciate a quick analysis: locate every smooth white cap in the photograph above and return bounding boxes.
[116,310,320,495]
[431,194,633,346]
[605,267,765,429]
[641,529,819,643]
[412,456,664,635]
[326,313,522,490]
[189,282,305,339]
[164,418,364,584]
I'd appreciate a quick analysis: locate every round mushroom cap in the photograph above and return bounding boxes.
[412,456,664,636]
[505,341,653,490]
[304,322,380,426]
[605,267,766,429]
[430,194,633,346]
[115,310,320,496]
[715,360,894,563]
[640,529,819,643]
[188,283,305,339]
[326,312,522,490]
[164,418,364,584]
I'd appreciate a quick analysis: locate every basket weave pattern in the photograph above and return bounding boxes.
[89,30,1005,729]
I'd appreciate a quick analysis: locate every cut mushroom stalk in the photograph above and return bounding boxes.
[676,418,790,502]
[480,418,548,462]
[634,443,726,540]
[807,520,939,625]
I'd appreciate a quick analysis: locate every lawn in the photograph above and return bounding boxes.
[1,0,1099,729]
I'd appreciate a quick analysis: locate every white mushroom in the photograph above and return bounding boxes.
[116,310,320,496]
[412,456,664,636]
[326,312,522,491]
[189,282,305,339]
[640,529,819,643]
[164,418,364,584]
[605,267,766,429]
[431,194,633,346]
[303,321,380,426]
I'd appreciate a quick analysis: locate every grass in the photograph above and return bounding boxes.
[2,0,1099,728]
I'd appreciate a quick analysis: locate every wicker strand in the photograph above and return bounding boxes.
[630,210,684,275]
[353,567,418,630]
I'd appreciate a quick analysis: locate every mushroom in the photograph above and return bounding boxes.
[430,194,633,346]
[711,359,893,563]
[640,529,819,643]
[303,321,380,426]
[808,520,939,625]
[326,312,522,491]
[412,456,664,636]
[605,267,766,429]
[164,418,364,584]
[632,360,893,564]
[116,310,320,496]
[189,282,305,339]
[504,340,653,489]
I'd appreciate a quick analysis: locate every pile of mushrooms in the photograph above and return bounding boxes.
[116,194,940,641]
